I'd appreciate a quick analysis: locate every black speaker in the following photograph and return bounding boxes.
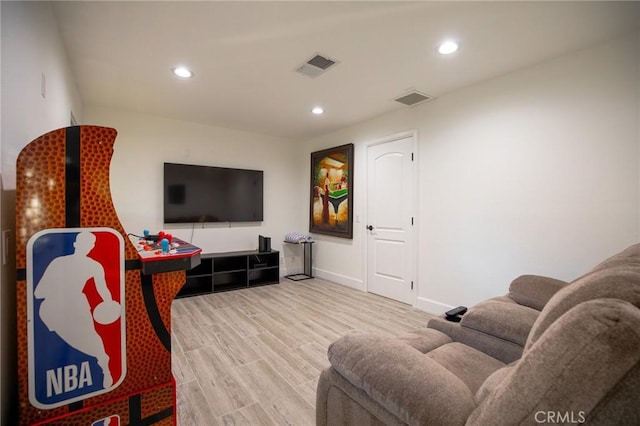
[259,235,271,252]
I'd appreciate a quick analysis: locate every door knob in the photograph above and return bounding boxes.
[366,225,374,231]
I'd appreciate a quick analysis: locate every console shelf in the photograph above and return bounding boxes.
[178,250,279,298]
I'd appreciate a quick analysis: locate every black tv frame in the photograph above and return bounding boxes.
[163,162,264,224]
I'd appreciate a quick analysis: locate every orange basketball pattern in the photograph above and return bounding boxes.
[16,126,183,425]
[29,382,175,425]
[141,383,175,420]
[16,128,68,423]
[33,398,129,426]
[16,129,67,269]
[79,126,137,259]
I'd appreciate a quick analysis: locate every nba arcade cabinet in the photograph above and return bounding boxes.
[15,126,200,425]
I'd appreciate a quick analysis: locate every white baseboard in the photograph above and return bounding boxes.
[296,268,451,317]
[416,296,454,316]
[313,268,364,291]
[306,270,452,317]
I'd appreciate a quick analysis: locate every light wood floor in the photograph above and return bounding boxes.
[171,278,433,425]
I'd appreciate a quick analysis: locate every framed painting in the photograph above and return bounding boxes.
[309,143,354,239]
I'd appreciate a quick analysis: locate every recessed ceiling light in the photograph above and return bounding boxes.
[311,106,324,115]
[437,40,459,55]
[172,66,194,78]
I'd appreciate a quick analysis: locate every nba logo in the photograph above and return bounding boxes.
[27,228,126,408]
[91,414,120,426]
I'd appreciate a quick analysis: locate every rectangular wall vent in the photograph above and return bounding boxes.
[296,53,338,78]
[307,54,336,70]
[394,91,432,107]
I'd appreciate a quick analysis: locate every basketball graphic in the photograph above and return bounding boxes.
[93,300,122,325]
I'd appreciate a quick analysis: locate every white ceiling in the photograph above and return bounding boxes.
[52,1,639,140]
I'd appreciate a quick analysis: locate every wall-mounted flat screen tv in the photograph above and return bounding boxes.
[163,163,264,223]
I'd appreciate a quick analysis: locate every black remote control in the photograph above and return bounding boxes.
[445,306,467,319]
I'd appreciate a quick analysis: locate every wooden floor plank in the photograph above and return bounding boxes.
[236,360,315,426]
[185,346,256,418]
[219,402,278,426]
[173,313,212,352]
[171,335,196,385]
[172,278,433,425]
[245,333,319,387]
[202,322,263,367]
[177,380,221,426]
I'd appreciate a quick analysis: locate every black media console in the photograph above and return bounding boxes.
[177,250,279,298]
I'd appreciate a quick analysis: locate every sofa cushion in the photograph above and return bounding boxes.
[427,317,524,363]
[508,274,568,311]
[525,263,640,350]
[468,299,640,425]
[485,295,517,304]
[461,300,539,346]
[396,328,453,353]
[425,342,505,394]
[327,332,477,425]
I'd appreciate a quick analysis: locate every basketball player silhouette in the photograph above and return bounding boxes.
[35,231,116,388]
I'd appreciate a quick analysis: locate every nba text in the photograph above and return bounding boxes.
[46,361,93,397]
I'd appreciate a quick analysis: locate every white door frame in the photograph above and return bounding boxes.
[363,130,419,306]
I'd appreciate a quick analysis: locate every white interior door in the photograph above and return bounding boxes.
[366,135,415,304]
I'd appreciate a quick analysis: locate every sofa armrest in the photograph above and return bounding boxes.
[508,274,568,310]
[327,332,476,425]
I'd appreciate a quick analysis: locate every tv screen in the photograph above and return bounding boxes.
[163,163,264,223]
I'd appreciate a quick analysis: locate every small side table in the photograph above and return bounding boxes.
[284,240,314,281]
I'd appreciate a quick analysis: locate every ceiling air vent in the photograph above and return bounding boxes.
[394,91,433,107]
[296,54,338,78]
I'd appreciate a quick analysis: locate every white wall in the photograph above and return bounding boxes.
[84,106,306,271]
[0,2,83,423]
[302,32,640,313]
[1,1,83,189]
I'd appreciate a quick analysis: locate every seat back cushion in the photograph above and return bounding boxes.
[461,300,539,346]
[508,275,568,311]
[581,243,640,276]
[525,262,640,351]
[468,299,640,425]
[425,342,505,395]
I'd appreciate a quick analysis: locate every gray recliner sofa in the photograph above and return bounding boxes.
[428,274,568,363]
[316,243,640,425]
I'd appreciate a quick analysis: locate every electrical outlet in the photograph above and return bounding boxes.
[41,72,46,98]
[280,255,284,264]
